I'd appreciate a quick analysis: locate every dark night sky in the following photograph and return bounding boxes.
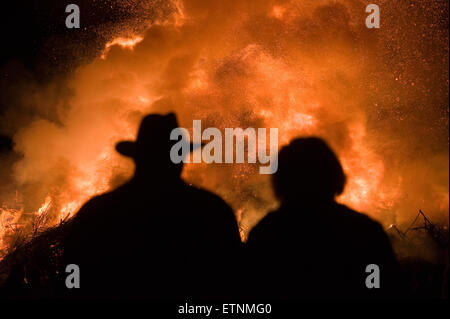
[0,0,157,152]
[0,1,148,67]
[0,1,90,151]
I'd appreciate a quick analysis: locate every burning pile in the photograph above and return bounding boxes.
[0,0,448,257]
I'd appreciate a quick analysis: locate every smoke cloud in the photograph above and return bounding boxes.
[0,0,448,251]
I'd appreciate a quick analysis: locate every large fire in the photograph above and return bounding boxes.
[0,0,448,256]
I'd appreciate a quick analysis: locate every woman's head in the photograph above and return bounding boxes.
[272,137,346,203]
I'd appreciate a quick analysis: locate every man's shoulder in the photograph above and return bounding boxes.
[258,210,284,227]
[247,210,284,241]
[335,204,385,234]
[72,184,131,221]
[184,184,231,207]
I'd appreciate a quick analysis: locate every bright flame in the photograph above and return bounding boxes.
[37,196,52,216]
[0,0,447,259]
[101,36,144,59]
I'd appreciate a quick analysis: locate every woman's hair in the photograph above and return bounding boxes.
[272,137,346,202]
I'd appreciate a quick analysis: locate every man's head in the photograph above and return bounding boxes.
[272,137,346,204]
[115,113,185,179]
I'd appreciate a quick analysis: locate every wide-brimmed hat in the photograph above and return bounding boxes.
[115,113,199,160]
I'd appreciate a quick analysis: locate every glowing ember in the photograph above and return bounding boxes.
[101,36,144,59]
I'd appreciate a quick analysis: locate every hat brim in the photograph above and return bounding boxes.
[115,140,203,158]
[115,141,136,158]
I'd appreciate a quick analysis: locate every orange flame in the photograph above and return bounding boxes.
[0,0,448,258]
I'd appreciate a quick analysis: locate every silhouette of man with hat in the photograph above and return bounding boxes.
[62,113,242,299]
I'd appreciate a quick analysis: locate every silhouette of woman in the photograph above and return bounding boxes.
[246,137,404,299]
